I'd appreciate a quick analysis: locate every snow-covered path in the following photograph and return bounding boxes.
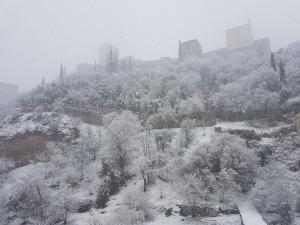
[238,202,267,225]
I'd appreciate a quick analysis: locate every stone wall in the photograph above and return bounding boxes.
[178,204,239,218]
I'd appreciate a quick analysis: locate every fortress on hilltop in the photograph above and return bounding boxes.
[179,21,271,61]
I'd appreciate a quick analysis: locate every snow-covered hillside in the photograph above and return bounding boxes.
[1,40,300,225]
[0,112,79,139]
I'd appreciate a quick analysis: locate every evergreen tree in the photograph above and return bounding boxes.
[109,47,114,73]
[41,77,45,86]
[279,60,287,85]
[59,63,64,85]
[106,46,114,74]
[271,52,277,72]
[113,50,119,72]
[278,60,289,108]
[128,57,133,72]
[178,40,182,61]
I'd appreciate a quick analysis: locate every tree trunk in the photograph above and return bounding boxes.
[219,188,225,203]
[143,176,147,192]
[92,150,96,160]
[192,198,196,218]
[64,209,68,224]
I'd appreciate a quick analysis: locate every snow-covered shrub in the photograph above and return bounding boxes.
[95,181,111,209]
[251,163,296,225]
[178,173,214,206]
[271,134,300,171]
[5,180,66,225]
[176,96,203,119]
[146,111,178,129]
[113,209,144,225]
[121,183,153,221]
[95,169,124,209]
[64,169,81,189]
[183,134,258,195]
[109,207,147,225]
[214,66,281,120]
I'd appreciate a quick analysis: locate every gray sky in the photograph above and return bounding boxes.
[1,0,300,91]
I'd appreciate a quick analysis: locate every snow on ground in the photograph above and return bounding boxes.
[0,112,77,138]
[68,178,143,225]
[0,121,284,225]
[0,164,39,195]
[146,179,241,225]
[193,126,214,145]
[147,179,181,209]
[68,177,242,225]
[238,202,267,225]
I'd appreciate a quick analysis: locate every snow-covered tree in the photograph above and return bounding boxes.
[155,129,175,153]
[180,119,196,148]
[105,111,141,178]
[251,163,297,225]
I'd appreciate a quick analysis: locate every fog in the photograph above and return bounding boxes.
[1,0,300,91]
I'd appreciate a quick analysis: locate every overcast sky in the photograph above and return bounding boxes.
[1,0,300,91]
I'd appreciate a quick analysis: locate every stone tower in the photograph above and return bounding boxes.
[178,39,202,61]
[226,21,254,50]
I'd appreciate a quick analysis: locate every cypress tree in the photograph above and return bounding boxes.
[113,50,118,72]
[41,77,45,86]
[279,60,287,85]
[271,52,277,72]
[59,63,64,85]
